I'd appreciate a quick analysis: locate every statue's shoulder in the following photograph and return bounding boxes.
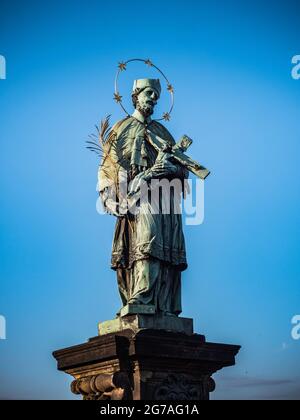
[111,116,134,138]
[150,120,175,144]
[102,116,133,152]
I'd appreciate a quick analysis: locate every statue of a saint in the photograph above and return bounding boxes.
[98,78,188,316]
[53,65,240,404]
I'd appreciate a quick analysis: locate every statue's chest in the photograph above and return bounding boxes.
[121,129,158,167]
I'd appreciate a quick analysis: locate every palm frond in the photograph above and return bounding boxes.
[86,140,102,150]
[86,148,102,157]
[86,114,112,159]
[88,133,99,141]
[99,114,112,146]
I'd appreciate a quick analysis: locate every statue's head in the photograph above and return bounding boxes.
[132,79,161,118]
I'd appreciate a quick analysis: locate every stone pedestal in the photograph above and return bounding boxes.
[53,316,240,400]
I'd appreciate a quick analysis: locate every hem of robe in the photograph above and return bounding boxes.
[111,243,188,272]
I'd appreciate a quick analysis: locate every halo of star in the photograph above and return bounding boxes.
[114,58,174,122]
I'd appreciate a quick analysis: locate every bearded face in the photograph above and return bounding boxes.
[136,87,159,117]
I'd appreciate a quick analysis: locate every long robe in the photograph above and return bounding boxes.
[98,114,188,315]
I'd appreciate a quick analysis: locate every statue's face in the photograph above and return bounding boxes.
[136,87,159,117]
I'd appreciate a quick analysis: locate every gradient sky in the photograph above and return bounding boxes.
[0,0,300,400]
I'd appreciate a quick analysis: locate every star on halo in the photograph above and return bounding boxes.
[144,59,153,67]
[167,84,174,93]
[118,62,127,71]
[113,92,122,103]
[162,112,171,121]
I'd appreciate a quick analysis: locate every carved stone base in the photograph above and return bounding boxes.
[53,329,240,400]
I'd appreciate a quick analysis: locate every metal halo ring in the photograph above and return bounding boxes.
[114,58,174,122]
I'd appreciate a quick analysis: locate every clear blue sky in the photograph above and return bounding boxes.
[0,0,299,400]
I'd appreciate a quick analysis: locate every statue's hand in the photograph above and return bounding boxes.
[151,150,178,176]
[128,151,180,197]
[128,172,147,197]
[100,188,123,217]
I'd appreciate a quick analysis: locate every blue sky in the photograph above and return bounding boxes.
[0,0,300,399]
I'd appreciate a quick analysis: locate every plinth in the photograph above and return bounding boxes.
[53,314,240,400]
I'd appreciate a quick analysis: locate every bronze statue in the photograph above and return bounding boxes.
[93,60,209,317]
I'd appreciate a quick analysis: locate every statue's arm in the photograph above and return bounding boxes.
[99,187,120,217]
[144,150,188,181]
[128,151,189,198]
